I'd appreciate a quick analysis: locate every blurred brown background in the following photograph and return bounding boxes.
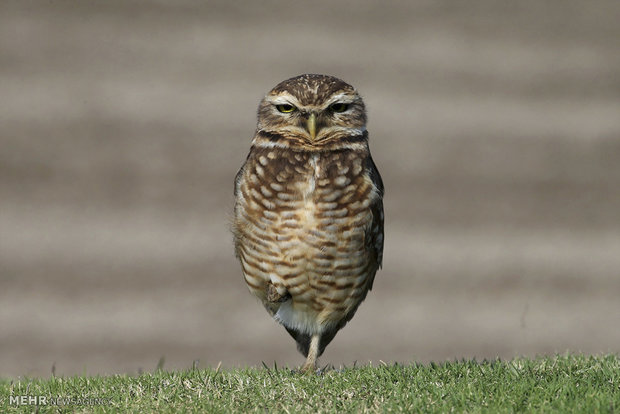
[1,1,619,377]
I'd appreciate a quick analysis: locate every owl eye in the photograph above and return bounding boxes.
[330,103,349,113]
[276,104,296,113]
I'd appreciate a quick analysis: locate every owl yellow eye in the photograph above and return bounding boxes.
[276,104,296,113]
[330,103,349,113]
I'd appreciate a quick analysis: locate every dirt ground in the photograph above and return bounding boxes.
[1,1,620,377]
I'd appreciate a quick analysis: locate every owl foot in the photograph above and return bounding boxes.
[299,362,317,375]
[267,283,290,303]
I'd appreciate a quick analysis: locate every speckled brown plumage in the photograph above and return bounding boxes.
[233,74,384,372]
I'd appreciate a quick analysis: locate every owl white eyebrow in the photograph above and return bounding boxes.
[325,93,355,105]
[271,98,294,105]
[269,95,300,106]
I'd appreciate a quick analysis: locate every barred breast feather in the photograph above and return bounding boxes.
[233,141,384,355]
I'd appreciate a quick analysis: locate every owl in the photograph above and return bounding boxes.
[233,74,384,372]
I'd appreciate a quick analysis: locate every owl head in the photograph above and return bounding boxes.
[254,74,367,149]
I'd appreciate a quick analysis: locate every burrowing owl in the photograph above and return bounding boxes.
[233,74,384,372]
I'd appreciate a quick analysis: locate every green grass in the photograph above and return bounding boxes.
[1,354,619,413]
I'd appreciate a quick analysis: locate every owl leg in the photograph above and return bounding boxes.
[300,334,320,373]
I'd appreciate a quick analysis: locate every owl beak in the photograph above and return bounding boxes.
[307,113,317,141]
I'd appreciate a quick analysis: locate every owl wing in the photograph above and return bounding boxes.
[364,153,384,291]
[232,152,251,260]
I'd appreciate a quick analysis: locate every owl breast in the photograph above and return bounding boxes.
[234,147,380,336]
